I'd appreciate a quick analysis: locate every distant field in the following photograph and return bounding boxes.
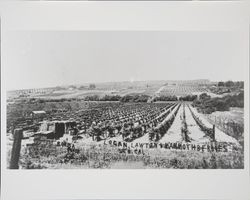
[32,85,162,99]
[158,85,210,97]
[7,80,166,100]
[35,89,114,99]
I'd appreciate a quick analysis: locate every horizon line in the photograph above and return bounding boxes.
[7,78,244,92]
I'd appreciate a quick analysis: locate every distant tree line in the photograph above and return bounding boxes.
[84,95,121,101]
[84,94,150,102]
[120,94,150,102]
[153,95,198,102]
[153,95,178,102]
[89,84,96,89]
[28,98,82,104]
[179,95,198,101]
[192,92,244,114]
[218,81,244,88]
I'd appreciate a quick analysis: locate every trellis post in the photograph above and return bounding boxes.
[9,128,23,169]
[212,125,215,141]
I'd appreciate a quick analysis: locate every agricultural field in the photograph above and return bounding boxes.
[6,79,245,169]
[7,99,243,169]
[7,80,164,100]
[158,85,210,97]
[156,83,219,98]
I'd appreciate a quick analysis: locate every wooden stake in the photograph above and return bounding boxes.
[9,129,23,169]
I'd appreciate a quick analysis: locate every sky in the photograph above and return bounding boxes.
[4,30,247,90]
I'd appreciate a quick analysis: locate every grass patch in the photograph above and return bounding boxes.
[19,143,244,169]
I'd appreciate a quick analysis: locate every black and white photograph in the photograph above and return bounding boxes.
[1,1,250,200]
[5,30,246,169]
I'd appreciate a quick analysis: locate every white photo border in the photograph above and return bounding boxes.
[1,1,250,200]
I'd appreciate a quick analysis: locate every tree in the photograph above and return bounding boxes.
[218,82,225,87]
[84,95,100,101]
[199,93,211,101]
[236,81,244,88]
[89,84,96,89]
[225,81,234,88]
[215,100,230,111]
[100,95,121,101]
[79,85,87,90]
[179,95,197,101]
[154,95,178,102]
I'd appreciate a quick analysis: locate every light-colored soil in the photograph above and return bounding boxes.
[189,106,239,144]
[159,105,183,143]
[185,105,210,143]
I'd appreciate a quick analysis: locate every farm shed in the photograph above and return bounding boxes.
[38,120,77,139]
[30,110,46,120]
[34,131,55,140]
